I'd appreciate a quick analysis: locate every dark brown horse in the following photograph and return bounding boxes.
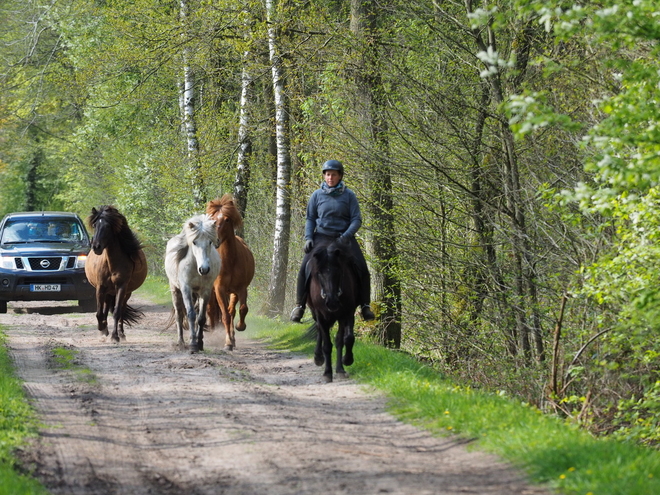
[206,194,255,351]
[85,206,148,342]
[306,237,358,383]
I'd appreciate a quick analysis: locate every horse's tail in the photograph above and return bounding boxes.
[164,308,176,330]
[120,304,144,327]
[206,291,221,330]
[305,321,318,341]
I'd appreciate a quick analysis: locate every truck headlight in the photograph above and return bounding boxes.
[1,256,15,269]
[76,254,88,268]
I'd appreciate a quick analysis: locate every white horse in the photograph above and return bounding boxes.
[165,214,221,353]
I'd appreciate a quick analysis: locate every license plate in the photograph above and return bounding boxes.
[30,284,61,292]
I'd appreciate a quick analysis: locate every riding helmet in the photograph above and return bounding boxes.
[322,159,344,174]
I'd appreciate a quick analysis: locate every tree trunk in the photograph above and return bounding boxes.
[350,0,401,348]
[233,11,254,229]
[180,0,204,208]
[25,148,41,211]
[233,65,253,234]
[468,9,543,361]
[265,0,292,317]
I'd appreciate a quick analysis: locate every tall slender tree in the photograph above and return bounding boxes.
[180,0,204,208]
[265,0,293,316]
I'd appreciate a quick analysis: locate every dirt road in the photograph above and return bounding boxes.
[1,298,550,495]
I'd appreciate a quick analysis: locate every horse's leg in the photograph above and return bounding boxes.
[342,315,356,367]
[219,290,234,351]
[228,293,238,330]
[334,321,346,378]
[111,285,129,343]
[95,287,109,337]
[318,318,334,383]
[196,292,210,352]
[335,316,355,378]
[171,288,186,349]
[313,323,324,366]
[181,288,198,353]
[118,291,132,342]
[235,289,248,332]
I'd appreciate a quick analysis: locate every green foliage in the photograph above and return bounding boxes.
[0,330,48,494]
[506,0,660,445]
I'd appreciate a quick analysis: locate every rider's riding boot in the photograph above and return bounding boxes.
[361,304,375,321]
[290,305,305,322]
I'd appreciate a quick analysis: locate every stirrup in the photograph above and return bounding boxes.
[290,305,305,322]
[361,304,375,321]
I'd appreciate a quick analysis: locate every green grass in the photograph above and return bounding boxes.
[0,332,48,494]
[135,275,173,306]
[249,317,660,495]
[51,347,97,385]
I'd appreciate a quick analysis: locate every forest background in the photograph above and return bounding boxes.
[2,0,660,448]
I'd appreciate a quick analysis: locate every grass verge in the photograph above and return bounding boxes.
[249,316,660,495]
[0,332,48,494]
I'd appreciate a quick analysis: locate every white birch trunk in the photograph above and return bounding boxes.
[265,0,292,316]
[180,0,203,208]
[233,61,252,222]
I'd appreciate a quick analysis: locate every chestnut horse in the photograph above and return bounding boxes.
[206,194,255,351]
[85,206,148,342]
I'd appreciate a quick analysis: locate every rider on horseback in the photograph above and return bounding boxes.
[290,159,375,323]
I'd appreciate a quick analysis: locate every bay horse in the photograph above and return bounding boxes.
[205,195,255,351]
[165,214,220,353]
[85,206,148,342]
[306,237,359,383]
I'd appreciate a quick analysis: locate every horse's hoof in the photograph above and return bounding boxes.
[189,344,199,354]
[100,329,109,336]
[236,323,246,332]
[343,355,354,366]
[223,345,234,351]
[176,342,186,351]
[314,354,324,366]
[336,371,349,380]
[323,374,333,383]
[111,334,120,343]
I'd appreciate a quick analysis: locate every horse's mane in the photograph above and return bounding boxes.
[206,194,243,231]
[88,205,143,255]
[183,214,218,244]
[310,238,354,265]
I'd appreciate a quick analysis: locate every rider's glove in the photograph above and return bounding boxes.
[304,239,314,253]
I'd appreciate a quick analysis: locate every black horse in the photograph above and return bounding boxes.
[305,238,359,383]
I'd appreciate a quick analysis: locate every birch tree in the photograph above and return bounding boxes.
[233,5,254,225]
[180,0,204,208]
[265,0,292,316]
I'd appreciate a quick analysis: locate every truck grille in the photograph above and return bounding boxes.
[27,257,63,271]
